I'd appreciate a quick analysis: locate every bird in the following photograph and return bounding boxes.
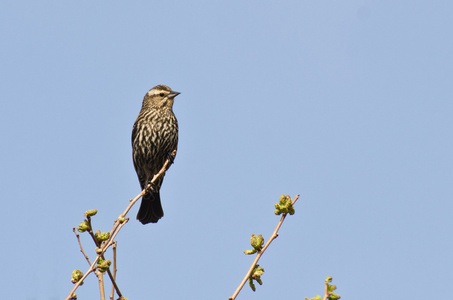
[132,84,180,224]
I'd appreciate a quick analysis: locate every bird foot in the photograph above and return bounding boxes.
[167,151,176,165]
[145,181,158,194]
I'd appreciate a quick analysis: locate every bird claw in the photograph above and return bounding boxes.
[167,152,176,165]
[146,181,158,194]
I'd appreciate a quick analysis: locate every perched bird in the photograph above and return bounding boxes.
[132,85,180,224]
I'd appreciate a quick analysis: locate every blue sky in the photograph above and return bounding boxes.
[1,1,452,299]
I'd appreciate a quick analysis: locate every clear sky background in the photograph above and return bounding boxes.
[1,1,452,299]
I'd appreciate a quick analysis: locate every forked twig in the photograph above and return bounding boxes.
[85,217,122,297]
[67,219,129,300]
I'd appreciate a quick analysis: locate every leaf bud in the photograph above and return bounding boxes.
[77,221,89,232]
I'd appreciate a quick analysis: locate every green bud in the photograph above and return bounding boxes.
[256,277,262,285]
[253,266,264,277]
[249,277,256,291]
[95,247,102,254]
[85,209,98,217]
[71,269,84,285]
[280,194,287,202]
[118,215,126,223]
[250,234,264,251]
[77,221,89,232]
[99,232,110,241]
[274,194,295,215]
[97,259,111,273]
[69,294,77,300]
[329,292,341,300]
[244,234,264,254]
[328,284,337,291]
[325,276,332,283]
[247,264,265,291]
[95,230,110,242]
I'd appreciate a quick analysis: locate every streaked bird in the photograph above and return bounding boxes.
[132,84,180,224]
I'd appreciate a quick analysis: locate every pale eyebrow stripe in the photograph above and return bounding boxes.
[147,89,163,96]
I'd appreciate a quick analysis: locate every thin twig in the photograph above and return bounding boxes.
[229,195,300,300]
[73,227,102,290]
[110,242,118,300]
[73,228,91,266]
[322,280,329,300]
[85,217,123,297]
[67,256,99,299]
[106,261,121,297]
[99,219,129,299]
[66,150,176,300]
[97,270,106,300]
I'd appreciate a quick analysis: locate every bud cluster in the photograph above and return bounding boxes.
[248,264,264,292]
[243,234,264,255]
[71,269,84,285]
[97,259,112,273]
[274,195,295,215]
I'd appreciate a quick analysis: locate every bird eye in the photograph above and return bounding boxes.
[159,93,165,97]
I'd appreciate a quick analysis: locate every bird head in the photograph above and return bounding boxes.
[143,85,180,109]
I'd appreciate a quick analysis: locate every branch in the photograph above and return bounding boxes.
[73,228,91,266]
[97,270,106,300]
[85,216,122,297]
[67,219,129,300]
[67,150,176,300]
[110,242,118,300]
[229,195,300,300]
[322,281,329,300]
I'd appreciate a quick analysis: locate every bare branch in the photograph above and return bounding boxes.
[110,242,118,300]
[73,228,91,266]
[97,270,106,300]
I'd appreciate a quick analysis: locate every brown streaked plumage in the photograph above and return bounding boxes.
[132,85,180,224]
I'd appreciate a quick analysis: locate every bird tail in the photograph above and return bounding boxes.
[137,191,164,224]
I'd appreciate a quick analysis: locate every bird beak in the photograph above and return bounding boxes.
[167,91,180,99]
